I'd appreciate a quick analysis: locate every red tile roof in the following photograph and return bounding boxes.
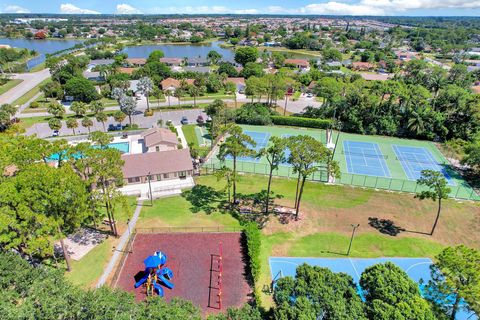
[284,59,309,67]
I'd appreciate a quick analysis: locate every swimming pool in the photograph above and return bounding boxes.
[48,142,130,160]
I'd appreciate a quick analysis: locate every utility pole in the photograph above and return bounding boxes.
[147,171,153,206]
[347,224,360,256]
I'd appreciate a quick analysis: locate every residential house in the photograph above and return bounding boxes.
[83,71,104,81]
[360,73,393,81]
[182,66,211,73]
[121,149,193,185]
[160,57,183,66]
[160,78,195,92]
[118,67,137,75]
[126,58,147,67]
[141,128,179,152]
[225,77,246,92]
[284,59,310,70]
[186,57,209,67]
[351,62,376,71]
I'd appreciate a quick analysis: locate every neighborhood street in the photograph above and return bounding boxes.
[0,69,50,105]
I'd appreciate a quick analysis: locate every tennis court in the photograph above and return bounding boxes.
[226,131,270,163]
[393,145,455,185]
[269,257,476,320]
[343,141,391,178]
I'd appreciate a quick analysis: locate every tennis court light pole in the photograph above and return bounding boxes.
[347,224,360,256]
[147,171,153,206]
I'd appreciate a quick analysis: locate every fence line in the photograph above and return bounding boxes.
[201,161,480,201]
[135,226,244,234]
[110,230,137,287]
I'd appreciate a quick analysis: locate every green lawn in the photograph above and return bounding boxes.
[137,195,240,229]
[11,78,51,107]
[181,92,234,101]
[29,62,46,72]
[182,124,210,157]
[65,196,138,288]
[0,79,23,95]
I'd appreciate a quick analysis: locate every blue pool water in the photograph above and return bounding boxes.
[48,142,129,160]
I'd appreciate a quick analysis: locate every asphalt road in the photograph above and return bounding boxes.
[0,69,50,105]
[26,108,208,138]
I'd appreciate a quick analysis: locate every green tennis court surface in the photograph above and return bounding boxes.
[203,125,478,201]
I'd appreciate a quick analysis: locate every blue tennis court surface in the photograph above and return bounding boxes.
[227,131,270,162]
[393,145,455,186]
[269,257,476,320]
[344,141,391,177]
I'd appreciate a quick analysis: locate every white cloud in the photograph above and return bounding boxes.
[233,9,259,14]
[4,5,30,13]
[303,2,386,15]
[60,3,99,14]
[152,6,229,14]
[116,3,142,14]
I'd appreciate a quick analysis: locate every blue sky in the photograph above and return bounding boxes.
[1,0,480,16]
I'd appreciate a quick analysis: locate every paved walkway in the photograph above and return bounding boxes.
[0,69,50,105]
[96,199,143,288]
[175,125,188,148]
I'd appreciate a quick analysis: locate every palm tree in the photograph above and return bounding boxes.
[66,118,78,135]
[81,117,94,133]
[164,90,172,108]
[96,112,108,132]
[188,85,201,108]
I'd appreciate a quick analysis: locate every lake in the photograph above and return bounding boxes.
[121,41,235,62]
[0,38,84,69]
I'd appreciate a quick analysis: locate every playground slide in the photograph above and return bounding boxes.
[134,268,151,288]
[153,283,164,297]
[159,275,175,289]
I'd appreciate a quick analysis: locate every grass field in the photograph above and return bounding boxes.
[0,79,23,95]
[118,174,479,308]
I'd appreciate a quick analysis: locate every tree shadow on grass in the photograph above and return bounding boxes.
[182,185,224,214]
[368,217,431,236]
[368,217,405,236]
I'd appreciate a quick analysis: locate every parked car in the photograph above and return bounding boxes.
[306,93,314,98]
[196,115,204,124]
[108,124,123,131]
[52,130,59,137]
[108,124,116,131]
[180,116,189,125]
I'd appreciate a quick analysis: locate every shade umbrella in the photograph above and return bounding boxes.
[144,255,162,268]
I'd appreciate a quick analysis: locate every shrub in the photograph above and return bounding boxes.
[29,101,40,109]
[235,103,274,125]
[244,222,261,283]
[272,116,332,129]
[144,109,154,117]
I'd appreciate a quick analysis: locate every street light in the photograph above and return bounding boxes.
[347,224,360,256]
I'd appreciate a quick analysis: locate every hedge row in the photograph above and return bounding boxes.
[271,116,332,129]
[244,222,261,284]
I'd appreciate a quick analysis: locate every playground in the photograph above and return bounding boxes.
[203,125,478,200]
[114,232,251,313]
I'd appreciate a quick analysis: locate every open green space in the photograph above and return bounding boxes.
[121,174,479,308]
[0,78,22,95]
[182,124,211,158]
[65,196,138,288]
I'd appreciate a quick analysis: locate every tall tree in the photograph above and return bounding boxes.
[119,95,137,126]
[95,112,108,132]
[215,166,234,204]
[259,136,287,215]
[424,245,480,320]
[0,103,16,130]
[66,118,78,135]
[137,76,154,112]
[113,110,126,125]
[274,264,366,320]
[360,262,436,320]
[415,170,451,235]
[234,47,259,66]
[81,117,93,133]
[207,50,222,65]
[90,100,105,115]
[70,101,88,117]
[47,101,66,118]
[287,135,336,219]
[217,125,256,204]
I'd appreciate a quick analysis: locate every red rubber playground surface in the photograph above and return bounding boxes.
[115,232,251,313]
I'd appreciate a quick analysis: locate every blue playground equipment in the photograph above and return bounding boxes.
[134,251,174,297]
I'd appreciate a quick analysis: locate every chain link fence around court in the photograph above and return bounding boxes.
[337,172,480,201]
[202,160,330,183]
[201,160,479,201]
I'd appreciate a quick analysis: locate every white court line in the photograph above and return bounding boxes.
[349,258,361,282]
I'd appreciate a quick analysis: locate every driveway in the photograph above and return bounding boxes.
[0,69,50,105]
